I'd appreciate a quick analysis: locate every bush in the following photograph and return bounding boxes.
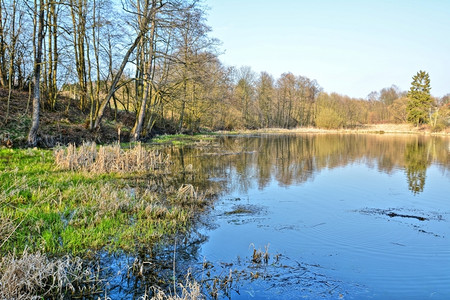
[315,107,345,129]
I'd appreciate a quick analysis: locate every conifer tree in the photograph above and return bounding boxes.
[407,70,432,126]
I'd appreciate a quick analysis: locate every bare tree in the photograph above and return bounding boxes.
[45,0,58,109]
[131,0,159,141]
[0,0,7,87]
[28,0,45,147]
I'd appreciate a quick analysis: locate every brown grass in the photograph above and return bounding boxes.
[176,184,206,206]
[149,272,204,300]
[54,142,170,174]
[249,243,270,265]
[0,216,14,249]
[0,250,99,299]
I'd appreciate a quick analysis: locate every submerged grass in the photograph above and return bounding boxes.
[0,143,215,297]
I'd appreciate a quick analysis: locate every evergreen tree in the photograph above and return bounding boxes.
[407,70,432,126]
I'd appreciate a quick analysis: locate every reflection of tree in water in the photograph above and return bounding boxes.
[404,140,430,194]
[168,135,448,195]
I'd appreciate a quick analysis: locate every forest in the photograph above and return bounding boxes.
[0,0,449,147]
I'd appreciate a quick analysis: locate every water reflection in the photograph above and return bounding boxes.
[405,140,430,194]
[114,134,449,298]
[175,134,449,195]
[162,134,450,299]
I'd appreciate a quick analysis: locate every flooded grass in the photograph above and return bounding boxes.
[150,272,204,300]
[0,144,219,298]
[150,133,217,147]
[224,208,253,215]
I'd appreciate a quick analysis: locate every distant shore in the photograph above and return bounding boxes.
[217,124,450,137]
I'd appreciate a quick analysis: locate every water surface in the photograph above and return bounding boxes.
[182,134,450,299]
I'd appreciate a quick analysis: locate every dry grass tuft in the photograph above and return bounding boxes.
[176,184,206,206]
[0,216,14,248]
[92,184,135,220]
[0,250,99,299]
[54,142,169,174]
[149,272,204,300]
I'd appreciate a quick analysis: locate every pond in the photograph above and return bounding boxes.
[102,134,450,299]
[169,134,450,299]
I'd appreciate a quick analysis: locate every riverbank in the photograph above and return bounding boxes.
[0,143,219,298]
[218,124,450,136]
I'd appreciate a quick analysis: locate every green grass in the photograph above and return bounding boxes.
[150,133,218,146]
[0,146,209,257]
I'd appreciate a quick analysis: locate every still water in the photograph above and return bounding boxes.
[175,134,450,299]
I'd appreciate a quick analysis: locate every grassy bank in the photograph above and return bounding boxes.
[0,143,214,298]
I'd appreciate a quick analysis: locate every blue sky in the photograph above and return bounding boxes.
[205,0,450,99]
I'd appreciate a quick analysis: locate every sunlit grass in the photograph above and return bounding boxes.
[0,145,211,257]
[150,133,218,146]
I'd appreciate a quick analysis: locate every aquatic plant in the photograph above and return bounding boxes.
[175,184,207,207]
[249,243,270,265]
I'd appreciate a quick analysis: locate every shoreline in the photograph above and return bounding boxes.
[215,124,450,137]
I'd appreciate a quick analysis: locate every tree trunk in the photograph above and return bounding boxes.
[47,1,57,109]
[92,30,147,130]
[131,0,157,141]
[0,0,7,88]
[28,0,45,147]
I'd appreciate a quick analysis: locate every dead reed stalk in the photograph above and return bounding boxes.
[176,184,206,206]
[54,142,169,174]
[0,250,99,299]
[149,272,204,300]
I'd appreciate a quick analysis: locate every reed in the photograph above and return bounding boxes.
[54,142,169,174]
[175,184,206,206]
[249,243,270,265]
[0,250,99,299]
[149,272,204,300]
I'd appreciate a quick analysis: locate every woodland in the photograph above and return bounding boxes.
[0,0,449,147]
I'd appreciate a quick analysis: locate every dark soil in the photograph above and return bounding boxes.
[0,88,135,148]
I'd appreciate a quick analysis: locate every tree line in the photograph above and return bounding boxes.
[1,0,449,146]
